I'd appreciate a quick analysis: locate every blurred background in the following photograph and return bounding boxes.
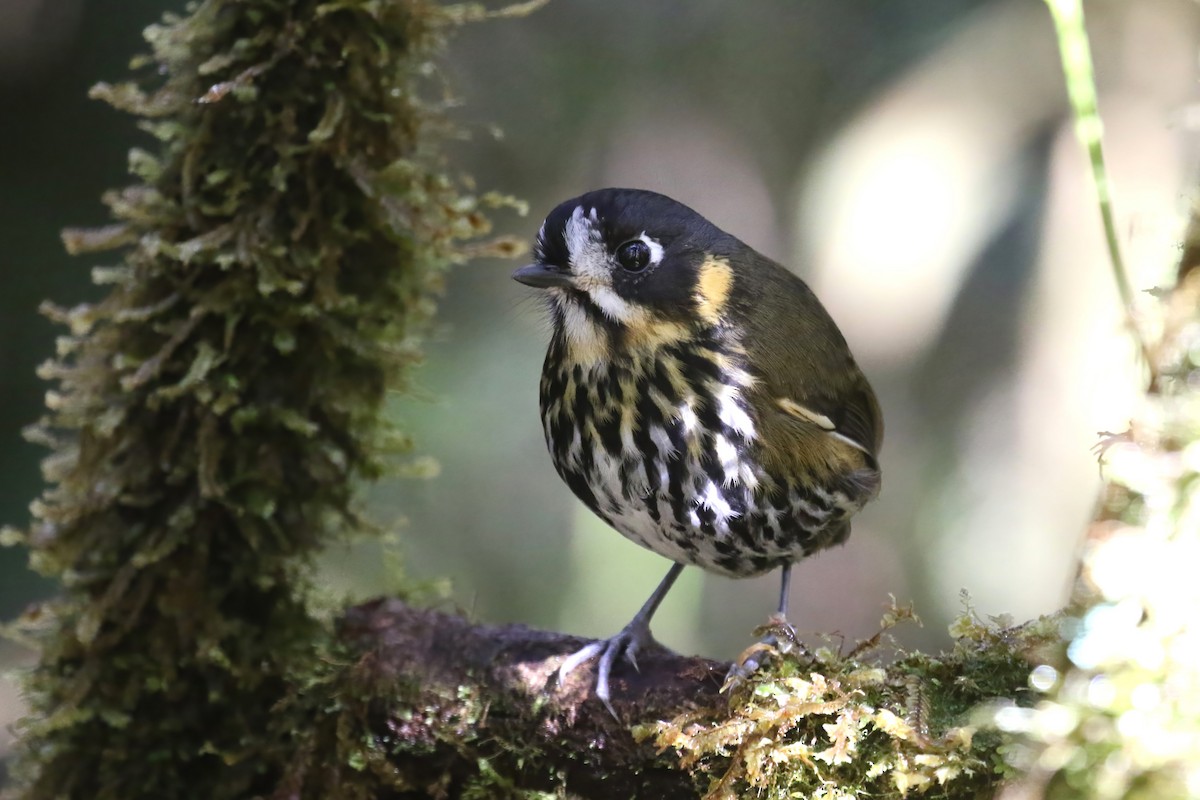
[1,0,1197,774]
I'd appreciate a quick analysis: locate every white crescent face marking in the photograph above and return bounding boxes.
[559,205,665,326]
[588,286,642,323]
[564,206,605,281]
[637,232,665,267]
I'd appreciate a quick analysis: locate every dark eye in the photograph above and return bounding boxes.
[615,239,651,272]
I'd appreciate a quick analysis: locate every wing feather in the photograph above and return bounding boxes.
[729,251,884,466]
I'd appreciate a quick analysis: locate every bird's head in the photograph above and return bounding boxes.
[513,188,741,360]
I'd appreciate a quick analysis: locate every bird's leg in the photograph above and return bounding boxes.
[776,562,793,618]
[725,564,804,689]
[767,563,801,652]
[558,562,684,718]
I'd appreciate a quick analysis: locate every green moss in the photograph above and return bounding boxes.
[4,1,521,797]
[645,604,1060,799]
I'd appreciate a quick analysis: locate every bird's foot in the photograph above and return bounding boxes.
[558,619,657,718]
[721,613,808,692]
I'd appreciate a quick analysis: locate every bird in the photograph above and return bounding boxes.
[512,188,883,715]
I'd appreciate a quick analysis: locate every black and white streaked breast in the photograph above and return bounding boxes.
[534,202,864,578]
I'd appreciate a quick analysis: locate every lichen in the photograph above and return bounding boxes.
[644,604,1060,799]
[2,1,521,797]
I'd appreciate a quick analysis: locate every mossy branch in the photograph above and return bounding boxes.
[283,598,1057,799]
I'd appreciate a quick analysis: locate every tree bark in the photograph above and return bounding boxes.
[336,599,726,799]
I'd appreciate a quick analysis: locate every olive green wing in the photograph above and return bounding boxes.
[731,255,883,466]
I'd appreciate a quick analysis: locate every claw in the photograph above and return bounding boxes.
[596,641,620,718]
[556,620,655,719]
[722,641,776,692]
[722,616,810,693]
[626,638,641,673]
[558,641,605,685]
[555,563,685,717]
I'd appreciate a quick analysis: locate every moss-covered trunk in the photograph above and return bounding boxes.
[5,1,504,796]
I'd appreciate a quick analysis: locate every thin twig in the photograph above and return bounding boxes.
[1044,0,1157,388]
